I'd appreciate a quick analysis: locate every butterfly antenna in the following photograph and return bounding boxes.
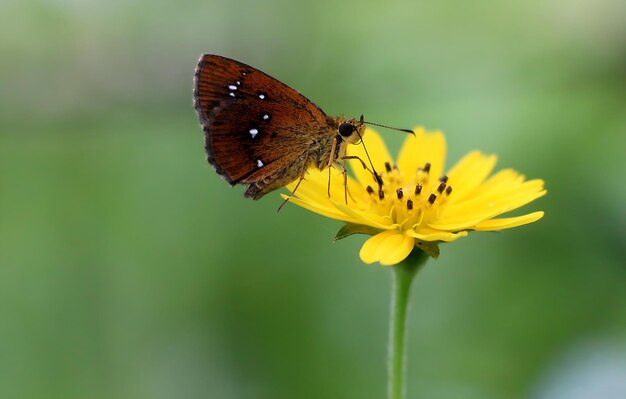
[363,121,415,136]
[354,130,384,188]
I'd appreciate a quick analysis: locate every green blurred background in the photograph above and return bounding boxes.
[1,0,625,398]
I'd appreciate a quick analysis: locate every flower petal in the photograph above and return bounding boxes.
[407,228,468,242]
[436,175,546,227]
[359,230,398,264]
[333,202,398,229]
[473,211,544,231]
[474,168,523,194]
[280,195,362,224]
[379,234,415,266]
[453,184,545,219]
[286,167,367,208]
[430,190,546,231]
[445,151,497,203]
[427,207,510,231]
[397,128,446,182]
[359,230,413,265]
[347,128,393,186]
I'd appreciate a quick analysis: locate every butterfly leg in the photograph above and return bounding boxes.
[341,162,348,204]
[327,137,338,197]
[340,155,384,193]
[327,165,332,198]
[277,172,307,212]
[340,155,381,185]
[333,160,357,204]
[340,155,369,171]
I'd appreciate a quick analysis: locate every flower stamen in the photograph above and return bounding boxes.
[415,184,422,195]
[445,186,453,195]
[428,193,436,204]
[406,199,413,210]
[437,182,446,193]
[396,188,404,199]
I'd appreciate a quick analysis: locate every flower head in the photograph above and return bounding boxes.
[282,128,546,265]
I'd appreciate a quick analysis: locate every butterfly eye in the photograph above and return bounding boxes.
[338,122,356,137]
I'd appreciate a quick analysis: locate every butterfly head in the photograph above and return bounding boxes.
[337,116,365,145]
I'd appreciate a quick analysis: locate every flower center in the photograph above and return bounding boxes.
[364,162,453,230]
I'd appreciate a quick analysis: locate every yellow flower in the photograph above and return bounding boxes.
[282,128,546,266]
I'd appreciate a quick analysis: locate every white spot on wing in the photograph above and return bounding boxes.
[263,114,270,120]
[257,159,264,168]
[236,81,241,85]
[258,94,266,99]
[229,92,235,97]
[249,128,259,138]
[228,85,237,90]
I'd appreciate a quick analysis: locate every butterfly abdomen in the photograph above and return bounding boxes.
[243,152,311,199]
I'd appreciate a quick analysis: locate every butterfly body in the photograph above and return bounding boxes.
[193,54,364,199]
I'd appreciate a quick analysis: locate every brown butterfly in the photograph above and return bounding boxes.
[193,54,379,201]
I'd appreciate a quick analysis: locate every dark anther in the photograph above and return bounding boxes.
[366,185,374,195]
[378,189,385,200]
[428,193,437,204]
[393,164,398,170]
[375,173,383,186]
[407,199,414,210]
[385,162,392,173]
[446,186,453,195]
[439,175,448,183]
[437,182,446,193]
[396,188,404,199]
[423,163,431,173]
[415,184,422,195]
[338,122,356,137]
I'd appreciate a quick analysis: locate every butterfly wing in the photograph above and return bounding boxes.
[193,54,335,199]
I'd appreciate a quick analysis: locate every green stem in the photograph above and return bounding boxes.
[387,250,428,399]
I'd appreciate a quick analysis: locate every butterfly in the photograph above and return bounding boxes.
[193,54,378,201]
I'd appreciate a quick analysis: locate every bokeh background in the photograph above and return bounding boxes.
[1,0,625,398]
